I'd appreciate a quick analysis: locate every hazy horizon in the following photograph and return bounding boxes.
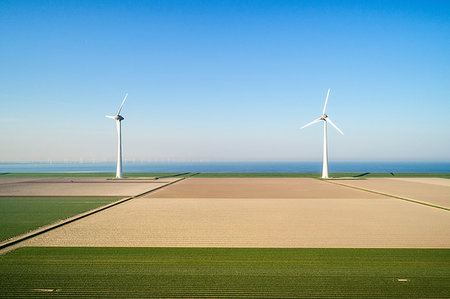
[1,159,450,164]
[2,160,449,174]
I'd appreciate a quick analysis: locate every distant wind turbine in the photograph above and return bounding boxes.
[106,93,128,178]
[301,89,344,179]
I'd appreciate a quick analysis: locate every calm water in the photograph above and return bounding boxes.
[0,162,449,173]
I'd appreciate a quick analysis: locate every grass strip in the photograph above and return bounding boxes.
[191,172,450,178]
[1,172,448,178]
[0,247,449,298]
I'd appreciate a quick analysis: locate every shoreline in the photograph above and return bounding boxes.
[0,172,449,178]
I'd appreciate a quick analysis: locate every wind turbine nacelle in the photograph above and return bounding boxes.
[116,115,124,121]
[320,114,328,120]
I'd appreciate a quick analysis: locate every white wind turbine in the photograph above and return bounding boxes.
[106,93,128,178]
[301,89,344,179]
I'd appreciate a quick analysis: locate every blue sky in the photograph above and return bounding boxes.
[1,0,449,162]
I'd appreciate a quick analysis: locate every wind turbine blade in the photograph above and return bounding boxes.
[301,118,321,129]
[322,88,331,114]
[116,93,128,115]
[326,118,344,135]
[105,115,115,119]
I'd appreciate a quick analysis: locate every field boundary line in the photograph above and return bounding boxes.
[0,177,185,253]
[322,179,450,212]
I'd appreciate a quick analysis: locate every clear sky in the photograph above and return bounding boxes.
[1,0,449,162]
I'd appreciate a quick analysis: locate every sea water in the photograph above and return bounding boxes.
[0,161,449,173]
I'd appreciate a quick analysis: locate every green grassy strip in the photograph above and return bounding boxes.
[342,172,449,178]
[194,172,450,178]
[1,172,448,178]
[156,172,200,179]
[1,247,449,298]
[325,180,450,212]
[0,197,121,242]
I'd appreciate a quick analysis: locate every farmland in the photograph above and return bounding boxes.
[1,247,449,298]
[0,175,449,297]
[0,196,120,241]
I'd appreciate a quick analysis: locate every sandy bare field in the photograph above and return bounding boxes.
[20,178,450,248]
[336,178,450,209]
[0,178,38,185]
[147,178,383,199]
[0,177,178,197]
[391,177,450,187]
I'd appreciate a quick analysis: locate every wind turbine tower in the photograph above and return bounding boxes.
[106,94,128,178]
[301,89,344,179]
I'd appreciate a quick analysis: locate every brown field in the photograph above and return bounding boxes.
[19,178,450,248]
[0,177,178,197]
[336,178,450,209]
[147,178,383,198]
[392,177,450,187]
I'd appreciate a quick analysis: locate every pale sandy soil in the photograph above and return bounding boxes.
[147,178,383,198]
[391,177,450,187]
[336,178,450,209]
[0,177,177,197]
[0,178,37,185]
[20,178,450,248]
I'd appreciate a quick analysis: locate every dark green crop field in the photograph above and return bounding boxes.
[1,247,449,298]
[0,197,120,241]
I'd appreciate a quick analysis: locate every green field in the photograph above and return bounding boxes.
[0,247,448,298]
[0,197,120,242]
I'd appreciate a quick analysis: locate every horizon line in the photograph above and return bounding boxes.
[1,160,450,164]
